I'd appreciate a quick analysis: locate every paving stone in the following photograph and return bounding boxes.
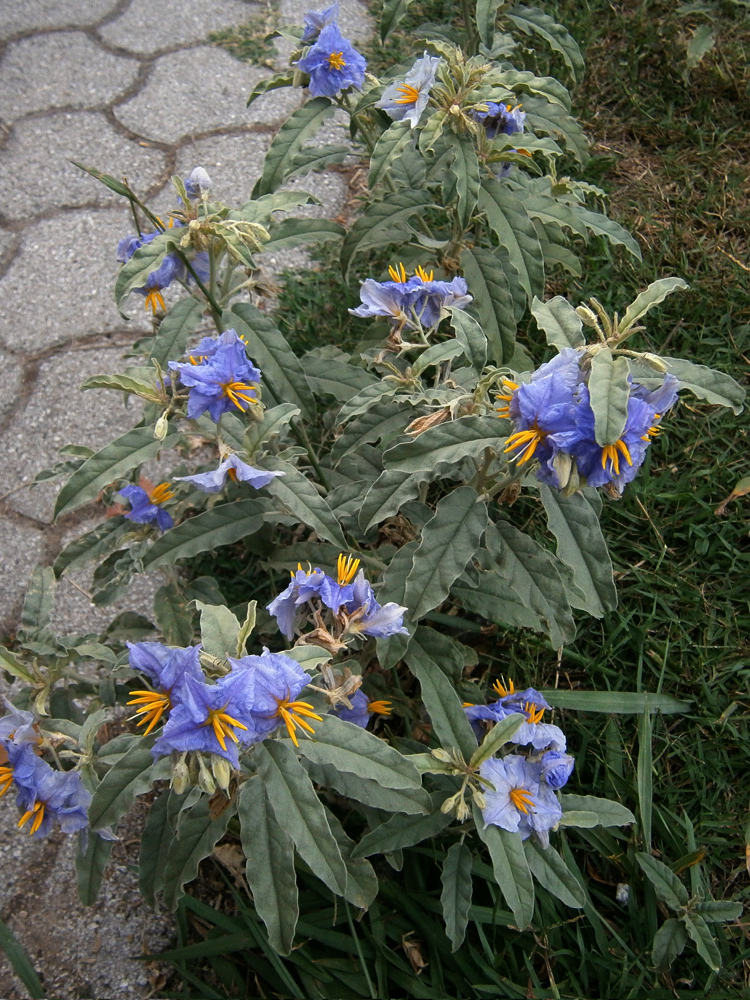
[0,33,141,123]
[0,112,167,222]
[3,344,145,523]
[50,562,161,636]
[0,227,18,271]
[114,47,301,143]
[0,0,119,41]
[0,208,152,353]
[175,132,272,208]
[99,0,261,56]
[0,517,45,632]
[0,348,23,424]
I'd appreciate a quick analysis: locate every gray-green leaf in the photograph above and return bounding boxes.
[588,347,631,446]
[441,842,473,950]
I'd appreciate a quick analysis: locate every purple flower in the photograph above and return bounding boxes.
[8,745,91,838]
[350,264,471,330]
[117,231,158,263]
[473,101,526,140]
[134,253,185,314]
[184,166,212,199]
[296,23,366,98]
[267,564,327,640]
[377,53,441,128]
[169,330,262,422]
[349,275,423,324]
[119,482,175,532]
[343,569,408,638]
[175,454,284,493]
[227,650,321,747]
[412,275,472,327]
[152,671,258,767]
[0,699,38,745]
[540,750,575,790]
[302,1,339,42]
[334,688,392,728]
[480,754,562,847]
[126,642,205,735]
[509,719,567,752]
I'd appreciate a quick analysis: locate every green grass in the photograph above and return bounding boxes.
[208,1,280,68]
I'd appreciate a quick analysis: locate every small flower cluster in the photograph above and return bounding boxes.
[351,262,472,333]
[296,5,366,98]
[473,101,526,139]
[169,329,263,422]
[376,52,441,128]
[498,347,680,495]
[0,700,90,839]
[267,553,408,644]
[466,679,575,846]
[127,642,323,768]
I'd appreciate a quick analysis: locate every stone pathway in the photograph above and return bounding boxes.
[0,1,369,996]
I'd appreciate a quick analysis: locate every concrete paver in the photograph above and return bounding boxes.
[0,0,119,41]
[114,46,301,143]
[173,131,272,208]
[0,32,140,122]
[99,0,261,55]
[0,111,167,222]
[0,208,151,352]
[0,349,23,423]
[0,518,46,631]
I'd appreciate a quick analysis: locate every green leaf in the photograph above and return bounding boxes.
[264,458,346,548]
[226,302,316,420]
[561,794,636,828]
[696,900,742,922]
[255,740,348,897]
[246,69,295,107]
[0,917,45,999]
[369,121,414,190]
[470,713,526,768]
[381,0,415,40]
[302,353,378,402]
[244,403,300,458]
[384,415,504,475]
[638,706,653,851]
[575,206,642,258]
[522,96,588,165]
[476,0,502,46]
[486,521,575,649]
[450,308,487,376]
[686,22,715,69]
[359,470,421,532]
[446,131,480,229]
[332,402,410,463]
[557,810,600,829]
[539,485,617,618]
[652,917,688,973]
[162,795,232,910]
[410,340,465,377]
[80,372,162,403]
[618,277,689,334]
[441,842,473,951]
[478,179,545,302]
[0,646,35,683]
[53,518,128,578]
[76,833,114,906]
[636,853,689,911]
[660,357,745,413]
[238,777,299,954]
[523,839,585,908]
[488,67,571,109]
[252,97,336,196]
[20,566,55,634]
[263,216,346,253]
[54,426,180,519]
[88,738,156,831]
[505,5,584,82]
[139,790,172,907]
[405,626,477,759]
[460,246,518,366]
[588,347,631,446]
[286,145,349,183]
[341,190,432,278]
[150,298,206,367]
[236,601,257,656]
[530,295,584,350]
[303,759,432,815]
[541,689,691,714]
[114,232,172,308]
[283,643,333,670]
[404,487,487,619]
[683,912,722,971]
[452,562,544,635]
[352,798,453,857]
[73,161,133,198]
[323,805,379,909]
[154,581,194,646]
[376,540,418,669]
[293,714,423,789]
[337,381,399,423]
[474,812,535,927]
[194,600,240,659]
[141,499,266,570]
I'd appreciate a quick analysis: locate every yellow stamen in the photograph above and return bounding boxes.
[274,698,322,747]
[493,678,516,698]
[148,482,175,505]
[188,354,208,365]
[495,379,519,418]
[227,467,238,482]
[327,50,346,70]
[394,83,421,105]
[202,707,248,752]
[0,766,13,798]
[220,380,260,411]
[144,289,166,314]
[18,800,46,834]
[601,439,633,476]
[368,699,392,716]
[504,426,546,464]
[127,689,172,735]
[414,264,434,282]
[509,787,534,815]
[524,701,545,724]
[337,553,361,586]
[388,262,408,283]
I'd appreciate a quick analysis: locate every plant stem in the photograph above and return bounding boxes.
[292,419,330,491]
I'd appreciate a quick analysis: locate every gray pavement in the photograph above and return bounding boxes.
[0,1,370,996]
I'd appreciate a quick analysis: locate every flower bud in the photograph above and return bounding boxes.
[185,166,212,198]
[575,305,600,328]
[431,748,453,764]
[640,353,669,373]
[197,754,216,795]
[171,752,190,794]
[440,791,462,814]
[154,413,169,440]
[211,754,231,791]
